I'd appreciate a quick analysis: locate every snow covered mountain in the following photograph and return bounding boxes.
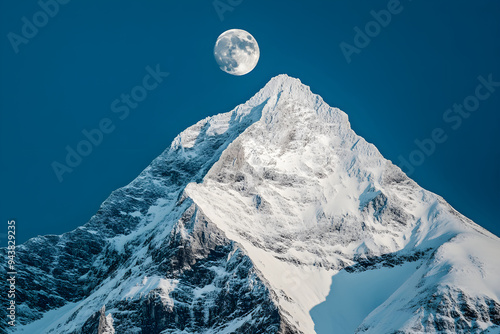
[2,75,500,333]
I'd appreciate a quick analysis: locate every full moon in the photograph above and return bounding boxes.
[214,29,260,76]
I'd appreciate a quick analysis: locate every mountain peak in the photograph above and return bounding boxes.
[239,74,351,130]
[10,75,500,334]
[170,74,350,154]
[247,74,315,106]
[264,74,304,90]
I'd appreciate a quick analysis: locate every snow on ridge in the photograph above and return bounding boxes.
[122,276,178,307]
[170,74,349,154]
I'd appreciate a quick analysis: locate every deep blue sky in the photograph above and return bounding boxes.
[1,0,499,245]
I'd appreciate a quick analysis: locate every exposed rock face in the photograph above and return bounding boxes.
[2,75,499,334]
[97,306,114,334]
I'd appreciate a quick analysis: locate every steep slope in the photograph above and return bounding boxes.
[2,75,500,334]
